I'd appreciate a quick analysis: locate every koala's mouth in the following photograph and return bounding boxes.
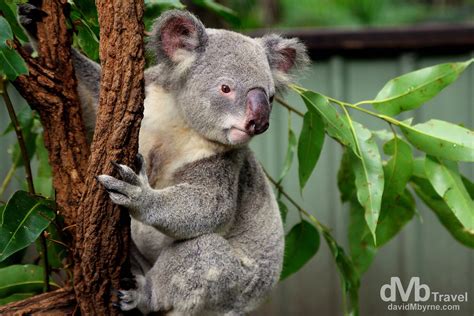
[229,126,252,144]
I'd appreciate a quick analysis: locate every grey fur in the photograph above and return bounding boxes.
[20,7,308,315]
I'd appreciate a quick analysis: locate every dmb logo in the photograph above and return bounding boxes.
[380,277,430,302]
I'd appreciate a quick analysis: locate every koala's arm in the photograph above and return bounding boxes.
[98,154,240,240]
[72,50,101,139]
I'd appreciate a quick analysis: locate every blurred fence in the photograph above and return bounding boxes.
[1,32,473,316]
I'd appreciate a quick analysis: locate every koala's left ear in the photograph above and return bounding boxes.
[259,34,309,93]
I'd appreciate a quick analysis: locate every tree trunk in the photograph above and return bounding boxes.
[73,1,145,314]
[2,0,145,314]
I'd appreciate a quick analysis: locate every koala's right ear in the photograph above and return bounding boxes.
[149,10,208,73]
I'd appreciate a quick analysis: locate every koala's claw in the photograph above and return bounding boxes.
[117,289,139,311]
[97,159,149,208]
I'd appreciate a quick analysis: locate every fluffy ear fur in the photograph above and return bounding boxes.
[149,10,208,75]
[259,34,309,93]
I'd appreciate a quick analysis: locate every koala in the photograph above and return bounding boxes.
[20,6,308,315]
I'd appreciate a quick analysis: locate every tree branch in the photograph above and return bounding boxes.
[0,289,76,315]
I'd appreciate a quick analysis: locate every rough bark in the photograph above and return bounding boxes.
[72,1,145,315]
[4,0,146,314]
[13,0,89,227]
[0,289,76,316]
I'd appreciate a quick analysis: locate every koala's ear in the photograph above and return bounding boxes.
[259,34,309,93]
[150,10,208,71]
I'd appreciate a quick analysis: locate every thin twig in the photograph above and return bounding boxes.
[275,97,304,117]
[1,81,50,292]
[263,168,330,232]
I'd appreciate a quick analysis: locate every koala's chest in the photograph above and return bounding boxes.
[138,85,220,189]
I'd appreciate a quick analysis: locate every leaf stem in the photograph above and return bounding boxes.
[264,169,330,232]
[0,159,18,197]
[1,81,50,292]
[275,97,304,117]
[327,96,400,125]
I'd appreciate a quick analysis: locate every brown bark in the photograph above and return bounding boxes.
[13,0,89,227]
[72,1,145,315]
[0,289,76,315]
[4,0,146,314]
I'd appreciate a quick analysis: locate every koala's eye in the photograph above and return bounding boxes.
[221,85,231,94]
[269,95,274,103]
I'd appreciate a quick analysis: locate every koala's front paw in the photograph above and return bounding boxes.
[97,154,149,208]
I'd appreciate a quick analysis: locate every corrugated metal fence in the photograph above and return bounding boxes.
[1,53,472,315]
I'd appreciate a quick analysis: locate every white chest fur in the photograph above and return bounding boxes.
[139,85,222,189]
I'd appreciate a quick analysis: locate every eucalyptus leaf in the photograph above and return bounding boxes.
[424,157,474,233]
[0,191,56,262]
[372,59,473,116]
[0,48,28,80]
[0,2,28,42]
[349,189,415,275]
[298,110,325,189]
[298,90,355,149]
[348,201,376,275]
[411,176,474,248]
[383,137,413,199]
[400,120,474,162]
[277,200,288,224]
[280,220,320,280]
[351,122,384,243]
[337,149,356,202]
[278,127,297,182]
[323,231,359,315]
[0,264,56,298]
[0,15,28,80]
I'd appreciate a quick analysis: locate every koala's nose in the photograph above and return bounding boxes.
[246,89,270,136]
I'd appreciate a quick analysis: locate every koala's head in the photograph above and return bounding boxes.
[149,10,308,146]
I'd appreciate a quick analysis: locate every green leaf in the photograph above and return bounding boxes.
[76,22,100,62]
[298,91,355,148]
[280,220,320,280]
[0,47,28,80]
[297,110,325,189]
[0,2,28,42]
[424,156,474,233]
[0,191,56,262]
[0,264,50,298]
[323,231,359,315]
[349,189,415,275]
[278,127,297,182]
[372,59,473,116]
[351,122,384,244]
[348,201,376,275]
[191,0,240,25]
[0,292,34,305]
[400,120,474,162]
[0,16,13,45]
[411,176,474,248]
[383,137,413,200]
[277,200,288,224]
[337,149,356,202]
[0,16,28,79]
